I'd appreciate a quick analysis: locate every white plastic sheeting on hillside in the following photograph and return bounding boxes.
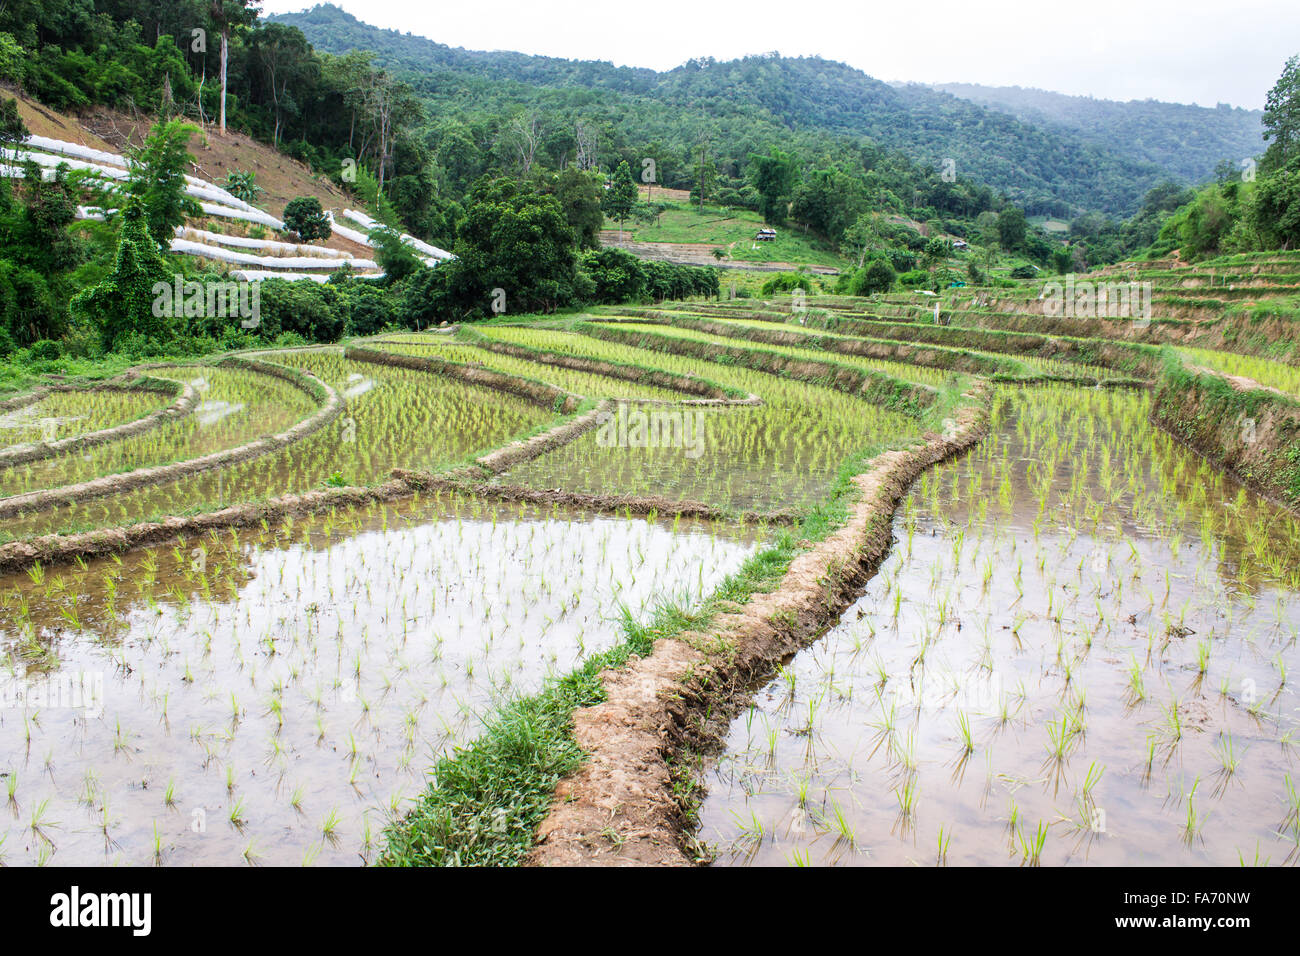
[7,148,129,180]
[169,237,377,271]
[197,202,284,229]
[24,135,129,169]
[24,135,259,211]
[342,208,454,260]
[11,134,448,280]
[178,227,355,258]
[6,146,272,217]
[323,211,373,248]
[230,270,386,284]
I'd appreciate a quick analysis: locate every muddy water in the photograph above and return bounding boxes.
[699,386,1300,866]
[0,494,760,866]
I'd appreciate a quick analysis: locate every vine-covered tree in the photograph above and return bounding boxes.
[71,201,175,353]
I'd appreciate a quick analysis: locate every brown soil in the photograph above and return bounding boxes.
[526,384,993,866]
[7,88,374,260]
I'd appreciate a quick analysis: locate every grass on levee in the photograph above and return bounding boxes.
[377,539,795,867]
[379,376,971,866]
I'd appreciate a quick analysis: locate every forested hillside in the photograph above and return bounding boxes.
[277,3,1174,218]
[932,82,1264,184]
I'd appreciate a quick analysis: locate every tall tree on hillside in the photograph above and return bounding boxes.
[1262,54,1300,173]
[209,0,260,134]
[364,71,421,195]
[541,166,605,250]
[0,96,27,149]
[126,119,202,245]
[603,160,638,242]
[747,146,798,226]
[843,212,883,268]
[997,206,1028,253]
[694,139,717,211]
[504,112,543,176]
[251,21,315,148]
[71,201,175,353]
[574,122,599,171]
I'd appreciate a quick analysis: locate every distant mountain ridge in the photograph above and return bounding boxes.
[274,4,1224,217]
[929,82,1263,184]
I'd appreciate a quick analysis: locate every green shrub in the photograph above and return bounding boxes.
[580,247,647,304]
[760,271,813,296]
[851,259,895,295]
[283,196,333,243]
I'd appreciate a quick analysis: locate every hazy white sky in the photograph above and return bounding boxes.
[260,0,1297,110]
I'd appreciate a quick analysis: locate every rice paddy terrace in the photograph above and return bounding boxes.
[2,251,1299,868]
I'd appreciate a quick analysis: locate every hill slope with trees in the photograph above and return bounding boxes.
[931,82,1264,185]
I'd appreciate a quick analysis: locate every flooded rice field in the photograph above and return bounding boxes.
[0,365,315,500]
[476,330,920,512]
[0,493,760,866]
[366,339,691,401]
[0,388,169,444]
[699,386,1300,866]
[2,350,556,539]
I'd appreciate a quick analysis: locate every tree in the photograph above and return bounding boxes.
[71,201,175,352]
[843,213,883,268]
[0,31,24,85]
[208,0,260,134]
[540,166,604,250]
[747,146,798,225]
[368,224,422,283]
[0,96,26,149]
[852,259,895,295]
[997,206,1028,252]
[442,177,582,315]
[603,160,638,242]
[283,196,332,243]
[0,153,79,347]
[504,112,543,176]
[581,247,647,303]
[693,139,716,210]
[125,119,202,246]
[363,71,421,194]
[1251,164,1300,249]
[250,21,314,148]
[1160,186,1236,259]
[1262,54,1300,173]
[792,167,865,240]
[574,121,599,171]
[922,236,952,273]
